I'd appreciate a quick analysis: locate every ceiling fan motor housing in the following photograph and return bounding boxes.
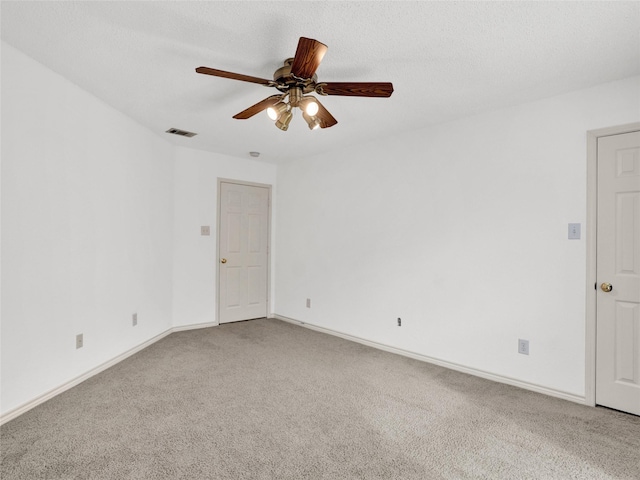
[273,58,317,94]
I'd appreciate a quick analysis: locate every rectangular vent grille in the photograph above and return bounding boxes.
[165,128,197,138]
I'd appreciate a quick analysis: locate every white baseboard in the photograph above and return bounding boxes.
[3,316,587,426]
[172,321,218,332]
[272,314,587,406]
[0,321,219,425]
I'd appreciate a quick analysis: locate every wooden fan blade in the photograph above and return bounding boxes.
[319,82,394,97]
[233,95,283,120]
[196,67,272,86]
[314,98,338,129]
[290,37,328,79]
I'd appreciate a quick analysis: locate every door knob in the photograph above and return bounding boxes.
[221,258,227,264]
[600,282,613,292]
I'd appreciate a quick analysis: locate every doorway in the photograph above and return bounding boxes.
[217,179,271,324]
[587,123,640,415]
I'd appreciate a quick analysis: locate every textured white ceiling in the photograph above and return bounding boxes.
[2,1,639,163]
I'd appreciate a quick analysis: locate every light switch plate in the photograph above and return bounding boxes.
[201,226,210,236]
[568,223,581,240]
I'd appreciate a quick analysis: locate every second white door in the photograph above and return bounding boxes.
[596,130,640,416]
[218,181,270,324]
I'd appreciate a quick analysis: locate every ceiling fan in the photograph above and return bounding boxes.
[196,37,394,131]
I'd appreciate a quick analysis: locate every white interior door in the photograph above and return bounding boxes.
[218,181,270,324]
[596,130,640,415]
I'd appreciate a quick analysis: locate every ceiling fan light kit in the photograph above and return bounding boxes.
[196,37,393,131]
[266,101,288,121]
[275,109,293,131]
[299,96,319,116]
[302,111,322,130]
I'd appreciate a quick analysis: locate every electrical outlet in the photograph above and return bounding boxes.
[397,317,402,326]
[518,339,529,355]
[132,313,138,326]
[306,298,311,308]
[76,334,83,349]
[201,226,210,236]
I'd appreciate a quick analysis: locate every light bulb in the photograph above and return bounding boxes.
[305,99,319,116]
[266,107,278,121]
[267,101,288,121]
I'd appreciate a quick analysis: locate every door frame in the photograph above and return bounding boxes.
[585,122,640,407]
[216,178,273,325]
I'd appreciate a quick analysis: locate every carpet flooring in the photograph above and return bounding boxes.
[1,318,639,479]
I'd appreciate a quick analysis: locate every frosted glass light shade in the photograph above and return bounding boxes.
[267,101,288,121]
[305,100,319,116]
[266,107,278,120]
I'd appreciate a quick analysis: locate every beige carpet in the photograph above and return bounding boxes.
[1,318,639,479]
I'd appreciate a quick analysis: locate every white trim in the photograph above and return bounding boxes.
[0,321,218,425]
[586,131,598,407]
[216,178,272,325]
[585,122,640,408]
[273,314,587,406]
[4,300,597,426]
[172,321,218,332]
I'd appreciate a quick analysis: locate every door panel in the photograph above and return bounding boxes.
[615,302,638,383]
[226,266,242,308]
[596,131,640,415]
[227,214,242,253]
[219,182,269,324]
[247,266,263,305]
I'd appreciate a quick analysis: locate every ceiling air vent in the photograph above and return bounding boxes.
[165,128,197,138]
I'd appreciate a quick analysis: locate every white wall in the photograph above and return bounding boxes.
[172,147,277,328]
[2,33,637,417]
[1,43,175,415]
[274,76,640,397]
[0,42,277,419]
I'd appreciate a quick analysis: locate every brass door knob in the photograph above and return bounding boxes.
[221,258,227,264]
[600,282,613,293]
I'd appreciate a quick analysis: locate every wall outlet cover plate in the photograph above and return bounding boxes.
[518,338,529,355]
